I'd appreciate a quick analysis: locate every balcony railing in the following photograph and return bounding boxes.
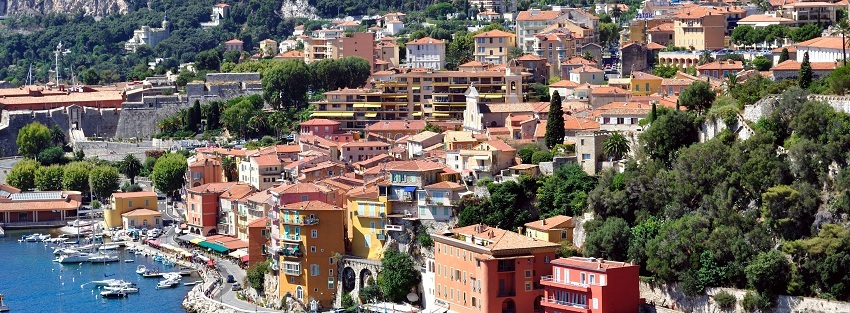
[281,234,302,242]
[542,298,588,310]
[472,165,491,171]
[540,276,594,288]
[281,217,320,226]
[355,211,385,218]
[497,289,516,297]
[376,231,387,240]
[497,264,515,272]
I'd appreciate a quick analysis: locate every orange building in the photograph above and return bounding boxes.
[247,217,270,267]
[187,154,224,188]
[186,182,238,236]
[0,85,125,110]
[540,257,640,313]
[277,201,346,308]
[431,224,560,313]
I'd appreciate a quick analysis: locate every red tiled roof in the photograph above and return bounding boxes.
[772,60,838,71]
[424,181,465,190]
[590,86,630,95]
[631,71,663,80]
[121,208,162,217]
[796,36,846,50]
[188,182,238,194]
[570,65,604,73]
[112,191,157,199]
[365,120,427,132]
[283,200,341,211]
[248,217,269,228]
[445,224,560,251]
[550,80,579,88]
[647,23,674,32]
[270,183,331,195]
[474,30,515,38]
[696,60,744,71]
[251,154,281,167]
[406,37,445,45]
[552,256,638,272]
[483,140,516,152]
[341,141,390,147]
[524,215,574,230]
[517,10,564,21]
[219,184,254,200]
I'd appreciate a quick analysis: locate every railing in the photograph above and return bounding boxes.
[497,289,516,297]
[540,276,592,288]
[542,298,588,309]
[472,165,491,171]
[0,220,67,228]
[281,234,301,242]
[281,217,319,226]
[497,264,515,272]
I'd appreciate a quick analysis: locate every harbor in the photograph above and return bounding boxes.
[0,229,200,313]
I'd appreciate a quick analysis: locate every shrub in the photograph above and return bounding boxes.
[531,150,554,164]
[741,291,772,312]
[341,292,356,311]
[418,233,433,248]
[556,241,580,258]
[518,148,535,164]
[714,290,737,310]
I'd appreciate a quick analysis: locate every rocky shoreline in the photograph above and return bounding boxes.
[182,284,242,313]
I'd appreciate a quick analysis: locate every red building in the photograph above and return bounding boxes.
[186,182,239,236]
[540,257,640,313]
[246,217,269,266]
[299,118,356,142]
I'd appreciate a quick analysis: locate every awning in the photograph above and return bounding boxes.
[402,186,417,192]
[354,103,381,108]
[198,241,230,253]
[241,255,250,263]
[481,94,504,99]
[189,238,205,244]
[228,249,248,259]
[385,95,408,99]
[471,155,490,160]
[311,112,354,117]
[411,86,420,90]
[411,112,422,117]
[160,243,175,251]
[364,112,377,118]
[432,113,450,117]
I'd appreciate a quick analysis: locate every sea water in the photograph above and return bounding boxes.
[0,229,193,313]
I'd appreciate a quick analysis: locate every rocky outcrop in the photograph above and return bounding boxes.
[2,0,130,16]
[279,0,319,19]
[183,284,241,313]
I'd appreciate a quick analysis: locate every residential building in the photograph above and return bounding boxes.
[217,184,254,236]
[646,22,674,46]
[474,30,517,65]
[247,217,269,267]
[260,39,279,57]
[417,181,466,221]
[270,183,341,209]
[629,71,663,96]
[365,120,428,141]
[772,46,797,65]
[697,60,744,79]
[375,37,401,68]
[276,201,345,308]
[106,191,158,229]
[125,14,170,52]
[595,102,651,132]
[661,77,695,95]
[469,0,517,15]
[569,65,604,85]
[778,2,839,25]
[201,3,230,29]
[430,224,560,313]
[187,154,224,188]
[562,115,601,144]
[239,154,283,191]
[514,54,550,84]
[407,131,445,159]
[0,185,82,224]
[541,257,640,313]
[346,184,393,260]
[0,85,125,111]
[524,215,575,244]
[575,131,609,175]
[340,141,390,163]
[589,86,631,108]
[334,32,377,70]
[299,161,346,182]
[186,182,239,236]
[771,60,838,80]
[225,39,244,52]
[446,140,517,182]
[672,7,726,50]
[621,19,671,46]
[121,209,163,230]
[795,37,846,63]
[549,80,579,99]
[299,118,356,142]
[517,9,568,52]
[736,14,795,27]
[444,131,484,151]
[405,37,446,70]
[560,58,597,80]
[243,191,273,241]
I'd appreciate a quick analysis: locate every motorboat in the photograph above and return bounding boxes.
[36,234,52,242]
[91,279,123,286]
[53,248,79,255]
[89,254,120,263]
[124,259,135,263]
[155,278,180,289]
[54,252,91,263]
[23,234,43,242]
[183,281,203,286]
[0,293,9,312]
[100,290,128,298]
[98,244,120,251]
[135,265,147,275]
[104,285,139,293]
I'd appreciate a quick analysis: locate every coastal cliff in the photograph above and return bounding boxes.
[0,0,131,16]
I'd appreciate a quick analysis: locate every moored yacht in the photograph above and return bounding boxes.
[54,252,91,263]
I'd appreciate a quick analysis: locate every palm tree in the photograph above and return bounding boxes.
[602,132,630,161]
[119,154,142,185]
[698,50,715,65]
[221,155,237,182]
[611,6,622,23]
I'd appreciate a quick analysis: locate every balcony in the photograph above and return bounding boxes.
[385,224,403,232]
[540,276,592,291]
[280,243,303,258]
[376,231,388,240]
[540,298,590,312]
[281,217,320,226]
[472,165,492,172]
[497,263,515,272]
[281,234,302,242]
[355,211,385,218]
[497,289,516,297]
[282,261,301,276]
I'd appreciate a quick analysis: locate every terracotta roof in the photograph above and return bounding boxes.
[570,65,604,73]
[552,257,638,272]
[590,86,630,95]
[283,200,341,211]
[276,50,305,59]
[270,183,331,195]
[515,54,546,61]
[259,144,300,154]
[251,154,281,167]
[444,131,477,142]
[517,10,564,21]
[219,184,254,200]
[784,1,841,7]
[796,36,846,50]
[673,6,723,19]
[488,127,510,135]
[424,181,465,190]
[696,60,744,71]
[525,215,574,230]
[564,115,600,131]
[385,160,446,172]
[631,71,663,80]
[341,141,390,148]
[0,184,21,194]
[474,30,515,38]
[248,217,269,228]
[407,131,442,142]
[661,78,694,86]
[406,37,445,45]
[188,182,238,194]
[772,46,797,53]
[0,89,124,106]
[353,154,392,168]
[772,60,838,71]
[245,191,273,204]
[445,224,560,251]
[112,191,157,199]
[597,102,652,116]
[459,60,486,67]
[300,161,343,173]
[483,140,516,152]
[647,23,674,32]
[561,57,597,66]
[226,39,243,44]
[346,184,380,198]
[481,103,535,113]
[646,42,666,50]
[738,14,794,23]
[365,120,427,132]
[121,208,162,217]
[0,197,81,212]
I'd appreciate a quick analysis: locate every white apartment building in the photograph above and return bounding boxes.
[516,9,567,52]
[405,37,446,70]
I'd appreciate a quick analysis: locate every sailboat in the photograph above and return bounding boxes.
[0,293,9,312]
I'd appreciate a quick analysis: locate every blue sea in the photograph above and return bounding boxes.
[0,230,195,313]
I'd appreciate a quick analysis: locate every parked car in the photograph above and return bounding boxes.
[226,275,235,283]
[231,283,241,291]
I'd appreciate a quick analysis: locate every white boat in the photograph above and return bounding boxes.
[183,281,203,286]
[53,248,79,255]
[100,290,128,298]
[23,234,43,242]
[124,259,135,263]
[155,278,180,289]
[0,293,9,312]
[135,265,147,275]
[37,234,52,242]
[98,244,120,251]
[88,254,120,263]
[104,285,139,293]
[91,278,123,286]
[54,252,91,263]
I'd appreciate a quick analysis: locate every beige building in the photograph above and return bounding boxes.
[575,131,610,175]
[405,37,446,70]
[106,191,159,229]
[121,209,163,230]
[259,39,278,57]
[474,30,517,65]
[672,7,726,50]
[444,140,517,182]
[225,39,244,53]
[375,37,401,68]
[516,9,567,52]
[239,154,283,191]
[524,215,575,244]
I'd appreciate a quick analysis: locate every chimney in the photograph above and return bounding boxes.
[542,218,546,225]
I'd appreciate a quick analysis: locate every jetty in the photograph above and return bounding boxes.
[142,270,194,278]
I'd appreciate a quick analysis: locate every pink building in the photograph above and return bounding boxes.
[186,182,239,236]
[541,257,641,313]
[299,118,356,142]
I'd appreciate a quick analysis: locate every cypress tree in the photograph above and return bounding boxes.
[649,102,658,123]
[778,48,790,63]
[545,91,565,149]
[799,52,812,89]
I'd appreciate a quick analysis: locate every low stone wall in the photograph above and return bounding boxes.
[640,282,850,313]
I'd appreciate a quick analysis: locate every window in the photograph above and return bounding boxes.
[561,230,568,239]
[590,274,596,284]
[545,255,551,263]
[525,270,532,278]
[311,246,316,252]
[525,282,532,291]
[301,195,308,201]
[645,83,650,91]
[580,272,586,284]
[145,200,149,206]
[310,264,320,276]
[128,200,133,207]
[329,269,334,276]
[328,278,335,289]
[582,153,591,160]
[311,229,318,238]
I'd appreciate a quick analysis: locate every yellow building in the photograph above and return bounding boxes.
[672,7,726,51]
[277,201,345,308]
[473,30,517,65]
[121,209,163,230]
[524,215,575,244]
[345,185,392,260]
[105,191,158,229]
[629,71,663,96]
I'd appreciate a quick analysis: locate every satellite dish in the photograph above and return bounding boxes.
[406,292,419,302]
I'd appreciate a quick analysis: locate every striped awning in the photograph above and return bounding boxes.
[364,112,378,118]
[198,241,230,253]
[311,112,354,117]
[354,103,381,108]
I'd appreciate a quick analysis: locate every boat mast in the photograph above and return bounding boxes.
[54,42,62,86]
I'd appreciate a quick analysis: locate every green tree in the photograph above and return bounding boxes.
[799,52,812,89]
[645,213,711,282]
[640,110,698,164]
[518,148,535,164]
[602,131,630,160]
[35,165,65,191]
[537,164,596,217]
[81,68,100,85]
[119,154,142,185]
[206,101,222,130]
[16,121,51,158]
[531,150,553,164]
[50,124,66,147]
[194,49,221,71]
[792,24,822,42]
[446,33,473,68]
[829,65,850,95]
[186,100,202,133]
[746,250,790,295]
[545,91,565,148]
[6,159,40,190]
[337,56,372,89]
[221,155,238,182]
[73,149,85,161]
[583,217,631,261]
[378,247,420,302]
[422,122,444,133]
[152,153,188,198]
[779,48,790,63]
[246,260,270,291]
[262,60,311,109]
[63,161,92,193]
[89,165,120,200]
[652,64,679,78]
[752,55,772,71]
[679,81,716,113]
[38,146,67,165]
[221,99,261,138]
